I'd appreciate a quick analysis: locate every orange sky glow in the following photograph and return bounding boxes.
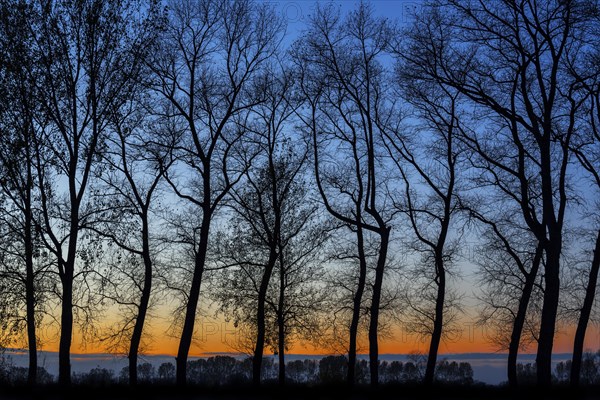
[36,318,600,357]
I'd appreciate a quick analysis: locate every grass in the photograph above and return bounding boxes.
[1,383,600,400]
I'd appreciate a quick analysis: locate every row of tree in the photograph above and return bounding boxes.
[0,354,474,386]
[13,352,600,387]
[0,0,599,389]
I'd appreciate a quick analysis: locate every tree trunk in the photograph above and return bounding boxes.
[56,171,82,387]
[176,213,210,385]
[58,271,73,386]
[278,314,285,385]
[424,251,445,385]
[277,255,286,385]
[58,210,78,386]
[25,226,37,385]
[570,230,600,387]
[25,271,37,385]
[253,248,278,386]
[24,179,37,385]
[534,132,564,387]
[507,245,543,387]
[348,226,367,386]
[128,219,153,386]
[368,227,390,387]
[536,241,561,386]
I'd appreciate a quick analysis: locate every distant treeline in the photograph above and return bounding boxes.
[1,355,476,386]
[5,352,600,387]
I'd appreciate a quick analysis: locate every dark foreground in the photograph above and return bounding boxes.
[2,384,600,400]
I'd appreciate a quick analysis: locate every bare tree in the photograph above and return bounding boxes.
[31,0,150,384]
[269,214,327,385]
[468,206,544,386]
[293,2,393,385]
[569,37,600,386]
[219,66,326,385]
[87,91,169,384]
[406,0,596,384]
[388,38,465,384]
[0,0,47,383]
[148,0,284,385]
[70,4,165,385]
[212,66,327,384]
[213,143,326,384]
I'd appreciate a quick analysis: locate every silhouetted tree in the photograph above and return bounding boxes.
[434,360,473,385]
[157,362,175,383]
[407,0,597,384]
[286,359,318,384]
[515,362,537,386]
[73,366,115,386]
[578,352,600,385]
[568,32,600,386]
[137,362,155,383]
[212,64,326,385]
[293,2,393,385]
[469,208,544,387]
[389,30,466,384]
[379,360,404,384]
[85,11,167,382]
[403,352,427,383]
[185,355,253,386]
[0,363,54,385]
[215,139,326,383]
[319,355,348,384]
[0,0,47,384]
[555,359,572,383]
[147,0,284,385]
[17,0,149,385]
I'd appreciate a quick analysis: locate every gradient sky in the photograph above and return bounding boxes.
[19,0,599,361]
[47,318,600,357]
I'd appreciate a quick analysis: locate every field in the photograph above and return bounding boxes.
[1,384,600,400]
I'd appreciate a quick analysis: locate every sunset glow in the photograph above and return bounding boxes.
[39,318,600,358]
[1,0,600,392]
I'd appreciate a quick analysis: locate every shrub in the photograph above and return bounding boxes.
[157,362,175,383]
[318,355,347,384]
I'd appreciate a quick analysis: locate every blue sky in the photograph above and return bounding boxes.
[265,0,421,40]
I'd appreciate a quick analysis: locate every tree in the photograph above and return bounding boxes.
[211,63,328,385]
[293,2,393,385]
[30,0,152,384]
[434,360,473,385]
[148,0,284,384]
[137,362,155,383]
[73,366,115,386]
[90,91,168,384]
[157,362,175,382]
[0,0,47,384]
[319,355,348,384]
[84,9,167,382]
[185,355,252,385]
[406,0,596,384]
[286,359,318,384]
[568,32,600,386]
[469,208,544,387]
[388,31,466,384]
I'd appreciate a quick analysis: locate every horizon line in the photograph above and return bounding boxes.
[2,348,577,358]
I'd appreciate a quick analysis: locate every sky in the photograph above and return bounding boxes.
[14,0,596,359]
[273,0,421,37]
[39,304,600,359]
[3,2,599,386]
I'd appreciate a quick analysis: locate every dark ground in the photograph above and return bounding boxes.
[2,384,600,400]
